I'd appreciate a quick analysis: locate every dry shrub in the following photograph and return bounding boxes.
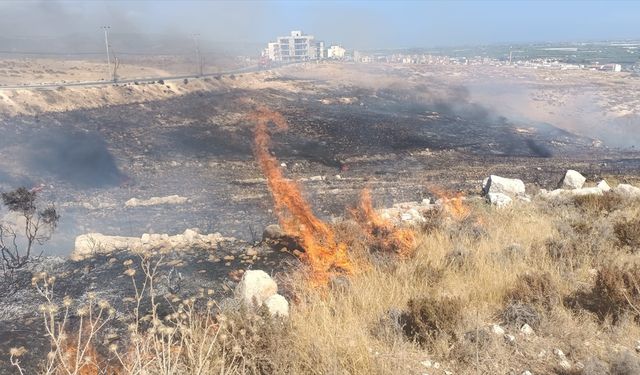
[501,301,540,328]
[413,264,444,285]
[592,263,640,322]
[401,295,464,346]
[216,305,291,375]
[582,358,611,375]
[614,219,640,250]
[421,207,444,233]
[505,272,562,310]
[572,193,623,214]
[609,351,640,375]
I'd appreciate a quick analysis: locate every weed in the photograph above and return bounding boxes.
[401,296,464,346]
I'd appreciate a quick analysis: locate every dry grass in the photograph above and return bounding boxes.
[12,194,640,374]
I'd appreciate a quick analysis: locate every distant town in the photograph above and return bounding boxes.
[262,30,640,73]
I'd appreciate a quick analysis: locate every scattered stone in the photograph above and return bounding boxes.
[482,175,526,196]
[234,270,289,318]
[539,187,603,199]
[72,229,233,260]
[246,248,258,257]
[490,324,505,335]
[264,294,289,317]
[125,195,188,207]
[614,183,640,198]
[487,192,513,207]
[504,334,516,344]
[262,224,285,241]
[235,270,278,306]
[597,180,611,192]
[421,360,434,368]
[560,170,586,189]
[520,323,534,335]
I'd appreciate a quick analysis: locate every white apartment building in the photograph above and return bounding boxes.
[264,30,325,62]
[327,45,346,59]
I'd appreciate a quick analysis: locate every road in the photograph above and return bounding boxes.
[0,63,274,90]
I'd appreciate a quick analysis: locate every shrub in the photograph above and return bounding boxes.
[592,263,640,322]
[614,219,640,250]
[573,193,623,214]
[501,301,540,328]
[610,351,640,375]
[1,187,59,277]
[401,296,464,346]
[505,272,562,310]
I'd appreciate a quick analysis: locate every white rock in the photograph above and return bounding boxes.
[516,195,532,203]
[125,195,188,207]
[483,175,526,196]
[235,270,278,306]
[539,187,603,199]
[520,323,534,335]
[560,170,586,189]
[183,228,199,241]
[559,360,572,370]
[71,229,233,260]
[421,360,433,368]
[246,248,258,256]
[614,183,640,198]
[73,233,140,261]
[521,371,532,375]
[504,334,516,343]
[264,294,289,317]
[490,324,505,335]
[597,180,611,192]
[487,192,513,207]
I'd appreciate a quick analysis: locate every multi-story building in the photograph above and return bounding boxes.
[264,30,325,62]
[327,45,346,59]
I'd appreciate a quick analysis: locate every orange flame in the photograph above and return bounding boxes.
[428,185,470,221]
[352,189,415,257]
[250,106,353,284]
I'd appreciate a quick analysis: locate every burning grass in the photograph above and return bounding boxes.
[250,106,354,285]
[351,189,416,257]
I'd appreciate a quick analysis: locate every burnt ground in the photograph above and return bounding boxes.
[1,68,640,371]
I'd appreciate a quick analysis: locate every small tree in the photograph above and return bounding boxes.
[0,187,59,275]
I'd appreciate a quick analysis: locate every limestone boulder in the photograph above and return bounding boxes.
[482,175,525,196]
[614,183,640,198]
[264,294,290,317]
[487,192,512,208]
[235,270,278,306]
[560,170,586,189]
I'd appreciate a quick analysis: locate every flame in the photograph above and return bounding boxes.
[428,185,470,221]
[250,106,353,284]
[352,189,415,257]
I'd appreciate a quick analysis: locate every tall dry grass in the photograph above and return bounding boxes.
[11,193,640,374]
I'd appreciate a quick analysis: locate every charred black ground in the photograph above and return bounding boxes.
[0,72,638,256]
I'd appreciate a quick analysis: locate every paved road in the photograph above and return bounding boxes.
[0,64,272,90]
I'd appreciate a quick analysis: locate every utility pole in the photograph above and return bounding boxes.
[101,26,112,81]
[192,33,203,76]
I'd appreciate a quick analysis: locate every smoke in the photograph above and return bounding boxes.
[465,79,640,149]
[25,129,123,188]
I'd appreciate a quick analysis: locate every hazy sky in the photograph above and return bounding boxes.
[1,0,639,50]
